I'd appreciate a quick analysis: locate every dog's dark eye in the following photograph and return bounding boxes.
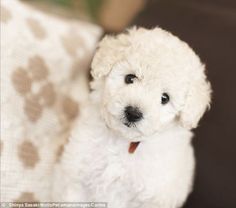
[125,74,137,84]
[161,93,170,104]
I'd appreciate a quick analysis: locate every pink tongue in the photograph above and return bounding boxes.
[129,142,140,154]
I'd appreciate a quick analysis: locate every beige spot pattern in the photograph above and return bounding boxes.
[18,140,40,168]
[62,96,79,120]
[24,95,42,122]
[38,82,56,107]
[11,57,80,124]
[56,144,64,162]
[14,192,39,207]
[61,32,85,57]
[70,56,91,79]
[12,68,32,95]
[0,5,12,23]
[26,17,47,40]
[28,56,49,80]
[11,55,58,122]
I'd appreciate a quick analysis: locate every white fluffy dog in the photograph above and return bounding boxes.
[53,27,211,208]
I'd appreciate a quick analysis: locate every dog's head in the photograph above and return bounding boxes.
[91,27,211,141]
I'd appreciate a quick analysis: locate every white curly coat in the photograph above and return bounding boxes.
[53,27,211,208]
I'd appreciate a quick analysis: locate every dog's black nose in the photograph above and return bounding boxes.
[124,106,143,123]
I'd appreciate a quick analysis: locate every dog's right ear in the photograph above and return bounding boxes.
[91,34,130,79]
[180,71,212,129]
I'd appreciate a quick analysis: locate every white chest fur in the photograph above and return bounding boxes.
[54,107,195,208]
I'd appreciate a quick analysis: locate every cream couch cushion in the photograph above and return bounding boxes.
[0,0,102,202]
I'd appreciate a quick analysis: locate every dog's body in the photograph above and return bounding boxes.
[53,27,211,208]
[53,102,194,208]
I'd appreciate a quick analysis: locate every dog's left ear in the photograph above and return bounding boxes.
[180,69,212,129]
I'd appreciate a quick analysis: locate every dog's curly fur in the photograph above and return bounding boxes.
[53,27,212,208]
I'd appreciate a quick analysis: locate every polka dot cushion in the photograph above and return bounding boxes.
[0,0,102,202]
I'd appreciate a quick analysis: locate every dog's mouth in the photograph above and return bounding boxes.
[128,141,140,154]
[124,122,137,128]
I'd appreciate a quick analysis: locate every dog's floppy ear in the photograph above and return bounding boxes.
[180,68,212,129]
[91,36,114,79]
[91,33,130,79]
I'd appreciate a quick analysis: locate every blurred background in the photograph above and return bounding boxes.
[20,0,236,207]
